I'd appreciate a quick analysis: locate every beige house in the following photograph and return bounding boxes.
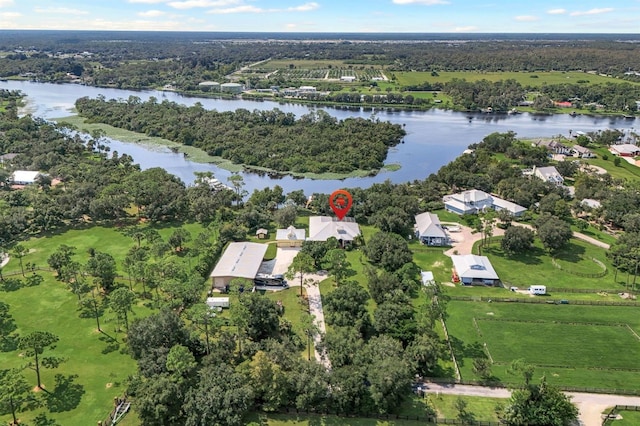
[276,226,306,247]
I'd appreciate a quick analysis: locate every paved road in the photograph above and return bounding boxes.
[573,231,611,249]
[419,382,640,426]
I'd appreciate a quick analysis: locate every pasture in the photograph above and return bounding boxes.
[393,71,639,88]
[481,238,621,291]
[444,301,640,390]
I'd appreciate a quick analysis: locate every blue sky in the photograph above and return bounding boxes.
[0,0,638,33]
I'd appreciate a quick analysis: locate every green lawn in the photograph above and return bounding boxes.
[2,222,207,277]
[0,222,213,425]
[0,274,145,425]
[428,394,505,422]
[585,147,640,181]
[444,301,640,390]
[606,410,640,425]
[479,320,638,369]
[481,238,621,291]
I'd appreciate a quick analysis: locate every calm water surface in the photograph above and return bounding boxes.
[2,80,636,194]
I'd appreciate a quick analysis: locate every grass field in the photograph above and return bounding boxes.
[444,301,640,390]
[585,147,640,181]
[0,274,143,425]
[1,222,207,277]
[393,71,638,88]
[0,222,215,425]
[478,319,638,369]
[481,238,621,291]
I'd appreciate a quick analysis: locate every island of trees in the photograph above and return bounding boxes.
[74,96,405,175]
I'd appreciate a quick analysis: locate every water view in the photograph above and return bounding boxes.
[3,80,637,194]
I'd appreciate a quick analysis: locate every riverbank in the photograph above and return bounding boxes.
[52,115,401,181]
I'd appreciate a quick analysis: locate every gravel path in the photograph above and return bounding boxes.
[303,274,332,369]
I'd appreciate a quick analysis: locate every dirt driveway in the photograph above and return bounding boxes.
[444,224,505,256]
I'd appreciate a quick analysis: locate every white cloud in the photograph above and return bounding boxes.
[515,15,538,22]
[392,0,449,4]
[453,25,478,32]
[206,5,259,13]
[128,0,168,4]
[138,9,167,17]
[547,8,566,15]
[0,0,14,7]
[207,1,320,14]
[286,23,297,29]
[34,7,89,15]
[288,2,319,12]
[0,11,20,17]
[570,8,614,16]
[168,0,239,9]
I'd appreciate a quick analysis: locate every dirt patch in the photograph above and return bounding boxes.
[432,260,444,268]
[33,385,45,392]
[486,312,494,316]
[441,281,456,287]
[106,382,113,388]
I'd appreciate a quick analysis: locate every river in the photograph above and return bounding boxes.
[2,80,637,194]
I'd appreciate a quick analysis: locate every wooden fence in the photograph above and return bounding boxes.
[602,405,640,425]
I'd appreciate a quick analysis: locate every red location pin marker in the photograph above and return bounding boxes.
[329,190,353,221]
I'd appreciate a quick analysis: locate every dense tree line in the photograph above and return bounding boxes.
[74,96,405,174]
[2,32,640,81]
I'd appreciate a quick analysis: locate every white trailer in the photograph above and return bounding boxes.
[529,285,546,295]
[206,297,230,309]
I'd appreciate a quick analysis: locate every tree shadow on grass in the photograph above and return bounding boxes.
[449,336,486,368]
[45,374,85,413]
[554,242,587,263]
[486,246,544,266]
[99,331,120,354]
[33,413,61,426]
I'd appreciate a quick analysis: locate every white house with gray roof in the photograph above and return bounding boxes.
[533,166,564,186]
[414,212,448,246]
[443,189,526,217]
[307,216,360,246]
[451,254,500,286]
[210,242,268,290]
